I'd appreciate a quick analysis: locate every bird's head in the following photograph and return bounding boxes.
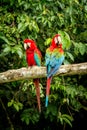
[23,39,37,51]
[51,34,62,48]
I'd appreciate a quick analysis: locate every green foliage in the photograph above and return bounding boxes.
[58,31,71,50]
[8,99,23,111]
[21,108,40,125]
[73,41,87,56]
[44,30,71,50]
[58,112,73,127]
[51,76,87,110]
[0,0,87,129]
[44,38,52,46]
[44,105,58,122]
[43,76,87,128]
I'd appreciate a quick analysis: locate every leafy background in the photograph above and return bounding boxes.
[0,0,87,130]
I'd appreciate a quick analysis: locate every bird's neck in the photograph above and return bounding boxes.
[26,49,34,54]
[50,44,63,51]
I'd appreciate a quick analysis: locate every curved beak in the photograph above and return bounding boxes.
[24,42,31,50]
[55,36,61,45]
[56,38,59,45]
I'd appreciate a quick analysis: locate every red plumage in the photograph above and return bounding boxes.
[45,34,64,107]
[23,39,42,112]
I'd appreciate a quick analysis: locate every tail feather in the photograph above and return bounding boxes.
[34,79,41,113]
[45,77,52,107]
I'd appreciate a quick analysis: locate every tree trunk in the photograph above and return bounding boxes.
[0,62,87,84]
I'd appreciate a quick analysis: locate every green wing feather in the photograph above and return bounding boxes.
[45,47,64,75]
[34,49,41,66]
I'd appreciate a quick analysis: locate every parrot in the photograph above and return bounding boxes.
[45,34,64,107]
[23,39,42,113]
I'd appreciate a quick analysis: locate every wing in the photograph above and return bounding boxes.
[45,48,51,66]
[48,56,64,78]
[45,48,64,78]
[34,48,42,66]
[45,48,52,73]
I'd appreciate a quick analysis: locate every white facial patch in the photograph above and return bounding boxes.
[24,42,31,50]
[27,42,31,47]
[24,43,27,50]
[54,37,58,44]
[54,36,61,44]
[58,36,61,43]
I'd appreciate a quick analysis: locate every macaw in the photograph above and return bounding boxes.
[45,34,64,107]
[23,39,42,112]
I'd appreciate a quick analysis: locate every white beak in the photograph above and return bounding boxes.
[24,42,31,50]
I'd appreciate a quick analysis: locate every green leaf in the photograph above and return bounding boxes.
[13,103,19,111]
[62,114,73,121]
[62,117,72,127]
[3,45,11,54]
[58,31,71,50]
[79,42,86,55]
[18,102,23,109]
[0,36,10,44]
[25,118,30,125]
[73,42,86,55]
[7,99,14,107]
[13,45,23,58]
[44,38,52,46]
[17,50,23,58]
[21,109,40,125]
[66,52,74,61]
[58,113,73,127]
[18,22,29,33]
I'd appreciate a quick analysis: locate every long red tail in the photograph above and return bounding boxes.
[45,77,52,107]
[33,79,41,113]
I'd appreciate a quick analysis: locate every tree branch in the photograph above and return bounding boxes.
[0,62,87,84]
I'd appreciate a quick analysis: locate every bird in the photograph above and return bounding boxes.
[23,39,42,112]
[45,34,64,107]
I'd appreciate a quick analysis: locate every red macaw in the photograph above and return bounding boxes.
[23,39,42,112]
[45,34,64,107]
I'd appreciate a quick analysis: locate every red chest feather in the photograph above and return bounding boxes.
[26,50,36,66]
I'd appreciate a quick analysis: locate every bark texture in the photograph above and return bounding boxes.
[0,62,87,83]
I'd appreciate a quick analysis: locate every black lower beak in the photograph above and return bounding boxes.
[27,46,30,49]
[56,41,59,45]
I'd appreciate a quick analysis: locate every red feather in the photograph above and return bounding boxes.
[24,39,41,112]
[45,34,64,107]
[33,79,41,113]
[45,77,52,107]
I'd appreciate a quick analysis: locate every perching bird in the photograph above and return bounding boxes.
[23,39,42,112]
[45,34,64,107]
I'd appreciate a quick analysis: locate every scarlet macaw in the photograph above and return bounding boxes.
[23,39,42,112]
[45,34,64,107]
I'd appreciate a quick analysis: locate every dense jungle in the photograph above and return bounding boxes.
[0,0,87,130]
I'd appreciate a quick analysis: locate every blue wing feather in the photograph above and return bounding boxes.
[34,52,41,66]
[47,56,64,78]
[45,48,64,78]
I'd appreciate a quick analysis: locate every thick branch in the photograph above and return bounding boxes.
[0,62,87,83]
